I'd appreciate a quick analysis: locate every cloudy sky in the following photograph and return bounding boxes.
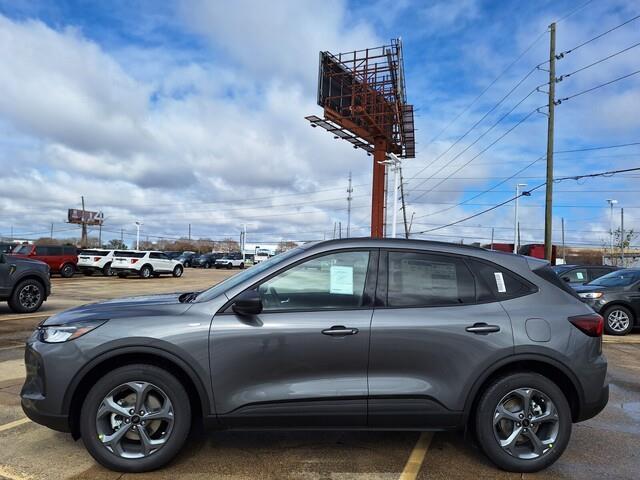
[0,0,638,248]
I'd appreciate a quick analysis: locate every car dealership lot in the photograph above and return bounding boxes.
[0,271,639,479]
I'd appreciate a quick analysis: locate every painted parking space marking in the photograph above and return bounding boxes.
[399,432,433,480]
[0,418,31,433]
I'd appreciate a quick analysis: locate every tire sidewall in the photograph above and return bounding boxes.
[140,266,152,279]
[173,265,183,277]
[80,364,191,473]
[60,263,75,278]
[9,279,44,313]
[103,263,113,276]
[475,372,572,473]
[603,305,634,336]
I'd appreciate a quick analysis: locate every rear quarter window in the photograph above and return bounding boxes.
[468,259,536,300]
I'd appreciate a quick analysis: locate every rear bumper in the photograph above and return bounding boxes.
[111,267,139,274]
[577,383,609,422]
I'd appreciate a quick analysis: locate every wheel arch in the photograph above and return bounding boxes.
[464,354,583,426]
[65,346,212,438]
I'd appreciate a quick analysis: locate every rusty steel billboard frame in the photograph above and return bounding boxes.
[306,38,415,238]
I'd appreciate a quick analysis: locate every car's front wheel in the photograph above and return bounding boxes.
[103,263,113,276]
[8,279,45,313]
[60,263,75,278]
[172,265,183,278]
[475,372,571,473]
[80,364,191,473]
[603,305,634,336]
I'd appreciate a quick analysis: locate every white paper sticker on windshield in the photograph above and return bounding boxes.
[330,266,354,295]
[494,272,507,293]
[576,271,584,280]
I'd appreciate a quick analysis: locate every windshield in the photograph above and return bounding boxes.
[12,245,32,254]
[588,270,640,287]
[552,265,572,274]
[196,247,302,302]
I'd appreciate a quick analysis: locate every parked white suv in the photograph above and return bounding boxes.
[215,252,245,269]
[78,249,115,276]
[111,251,184,279]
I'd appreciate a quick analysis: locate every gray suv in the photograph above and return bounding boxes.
[21,239,608,473]
[0,253,51,313]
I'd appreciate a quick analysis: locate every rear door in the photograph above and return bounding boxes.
[210,249,377,428]
[367,250,514,428]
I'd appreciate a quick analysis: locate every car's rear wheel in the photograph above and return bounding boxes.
[172,265,183,278]
[103,263,113,276]
[603,305,634,336]
[80,364,191,472]
[475,372,571,473]
[239,262,245,269]
[226,263,232,269]
[8,279,45,313]
[60,263,75,278]
[139,265,152,279]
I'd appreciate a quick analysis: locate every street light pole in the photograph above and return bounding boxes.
[607,199,618,264]
[514,183,527,253]
[135,221,143,250]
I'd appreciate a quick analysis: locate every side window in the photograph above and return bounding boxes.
[149,252,161,259]
[561,268,587,283]
[35,246,49,256]
[591,268,611,281]
[468,260,534,300]
[387,251,475,307]
[49,246,63,256]
[258,251,370,311]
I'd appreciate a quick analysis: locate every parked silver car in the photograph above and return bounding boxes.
[21,239,607,473]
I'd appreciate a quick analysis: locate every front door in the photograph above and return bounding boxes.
[210,249,377,428]
[368,250,515,429]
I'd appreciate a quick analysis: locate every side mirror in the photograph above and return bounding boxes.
[232,289,263,316]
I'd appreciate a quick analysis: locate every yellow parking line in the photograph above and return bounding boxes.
[399,432,433,480]
[0,417,31,433]
[0,314,49,323]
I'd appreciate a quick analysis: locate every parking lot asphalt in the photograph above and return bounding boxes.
[0,271,639,479]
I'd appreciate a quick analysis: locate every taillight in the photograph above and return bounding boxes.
[569,314,604,337]
[94,257,101,261]
[131,259,139,264]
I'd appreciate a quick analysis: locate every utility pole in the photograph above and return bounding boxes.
[346,172,353,238]
[607,199,618,263]
[135,221,142,250]
[620,208,625,266]
[339,221,342,239]
[514,183,527,253]
[399,166,409,238]
[81,195,88,248]
[120,228,124,245]
[544,22,557,261]
[561,217,565,262]
[188,224,191,241]
[490,227,495,249]
[50,223,54,240]
[517,222,521,253]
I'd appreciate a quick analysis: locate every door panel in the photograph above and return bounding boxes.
[211,309,372,427]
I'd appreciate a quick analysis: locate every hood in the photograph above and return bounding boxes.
[41,292,192,326]
[573,284,622,294]
[5,255,48,269]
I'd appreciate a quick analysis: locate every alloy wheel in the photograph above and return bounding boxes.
[607,309,630,333]
[96,381,174,459]
[19,284,41,309]
[493,388,559,460]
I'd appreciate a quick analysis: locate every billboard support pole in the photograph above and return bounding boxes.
[81,196,88,248]
[371,138,387,238]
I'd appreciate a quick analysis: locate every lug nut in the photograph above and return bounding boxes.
[132,425,137,430]
[519,414,524,419]
[516,423,521,427]
[139,410,145,415]
[129,409,135,415]
[125,418,130,424]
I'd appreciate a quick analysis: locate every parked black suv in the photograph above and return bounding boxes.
[574,268,640,335]
[552,264,618,288]
[0,253,51,313]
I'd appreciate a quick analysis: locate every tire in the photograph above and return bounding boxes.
[139,265,152,279]
[204,262,210,269]
[184,261,191,268]
[475,372,571,473]
[603,305,634,336]
[60,263,75,278]
[80,364,191,473]
[172,265,183,278]
[8,279,45,313]
[226,263,232,270]
[239,263,245,269]
[103,263,113,277]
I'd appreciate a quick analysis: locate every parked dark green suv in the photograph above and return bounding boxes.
[0,253,51,313]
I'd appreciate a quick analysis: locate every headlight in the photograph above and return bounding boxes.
[40,320,107,343]
[578,292,603,299]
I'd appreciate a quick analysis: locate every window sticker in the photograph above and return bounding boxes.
[494,272,507,293]
[330,266,354,295]
[576,271,584,280]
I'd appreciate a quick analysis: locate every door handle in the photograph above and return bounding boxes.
[321,325,359,336]
[465,323,500,334]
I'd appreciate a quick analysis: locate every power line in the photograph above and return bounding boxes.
[560,13,640,55]
[407,68,544,184]
[554,142,640,154]
[556,0,595,23]
[414,166,640,234]
[559,41,640,81]
[557,69,640,104]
